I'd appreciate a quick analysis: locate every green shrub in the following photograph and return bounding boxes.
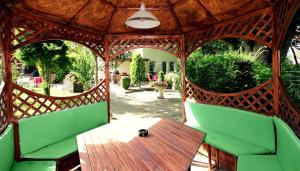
[165,72,176,87]
[158,71,164,82]
[185,51,272,93]
[281,59,300,108]
[121,76,131,90]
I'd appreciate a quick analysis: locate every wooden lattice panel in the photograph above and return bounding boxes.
[185,7,273,56]
[0,83,8,134]
[12,80,106,119]
[279,79,300,138]
[108,35,181,59]
[12,15,105,58]
[186,79,274,116]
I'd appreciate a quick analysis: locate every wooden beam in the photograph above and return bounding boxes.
[272,7,280,116]
[99,0,116,8]
[166,0,183,34]
[105,0,119,35]
[173,0,189,8]
[67,0,92,25]
[106,34,182,41]
[195,0,216,19]
[117,7,169,11]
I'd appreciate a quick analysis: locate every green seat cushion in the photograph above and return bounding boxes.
[23,136,77,159]
[237,155,283,171]
[274,117,300,171]
[19,101,108,157]
[185,102,275,153]
[205,129,271,156]
[10,161,56,171]
[0,124,15,171]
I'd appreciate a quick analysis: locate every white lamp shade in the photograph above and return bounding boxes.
[126,3,160,29]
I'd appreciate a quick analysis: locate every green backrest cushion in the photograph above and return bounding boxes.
[185,102,275,152]
[19,101,108,156]
[274,117,300,171]
[0,124,15,171]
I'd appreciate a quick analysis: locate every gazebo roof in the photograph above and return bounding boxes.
[12,0,273,35]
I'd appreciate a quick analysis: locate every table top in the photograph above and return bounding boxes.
[77,118,205,171]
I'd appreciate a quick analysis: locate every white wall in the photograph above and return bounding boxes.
[117,48,178,75]
[142,48,178,73]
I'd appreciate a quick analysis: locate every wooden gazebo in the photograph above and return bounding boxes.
[0,0,300,170]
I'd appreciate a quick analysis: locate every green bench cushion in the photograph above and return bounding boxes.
[185,102,275,153]
[0,124,14,171]
[23,136,77,159]
[205,129,271,156]
[19,101,108,157]
[237,155,283,171]
[274,117,300,171]
[10,161,56,171]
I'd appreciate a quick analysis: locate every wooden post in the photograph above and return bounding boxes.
[272,7,280,116]
[1,8,21,160]
[180,36,187,122]
[1,9,13,123]
[104,37,111,123]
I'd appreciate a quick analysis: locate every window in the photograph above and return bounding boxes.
[149,61,156,73]
[162,62,167,73]
[169,62,174,72]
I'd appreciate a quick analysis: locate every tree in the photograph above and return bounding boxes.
[130,53,145,88]
[17,40,69,95]
[66,41,95,90]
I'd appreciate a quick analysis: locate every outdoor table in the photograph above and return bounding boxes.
[76,118,205,171]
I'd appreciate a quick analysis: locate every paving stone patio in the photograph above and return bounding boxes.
[110,83,183,121]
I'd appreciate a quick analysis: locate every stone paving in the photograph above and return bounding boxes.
[110,83,183,121]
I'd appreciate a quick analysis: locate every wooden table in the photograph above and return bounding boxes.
[77,118,204,171]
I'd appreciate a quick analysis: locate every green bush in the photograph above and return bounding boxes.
[158,71,165,82]
[165,72,176,87]
[185,51,272,93]
[281,59,300,108]
[121,76,131,90]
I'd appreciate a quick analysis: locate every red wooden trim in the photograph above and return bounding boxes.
[186,79,273,97]
[272,7,280,116]
[104,37,111,123]
[13,121,21,160]
[1,8,14,123]
[12,80,106,100]
[12,37,105,60]
[110,46,180,60]
[180,36,187,122]
[107,34,182,40]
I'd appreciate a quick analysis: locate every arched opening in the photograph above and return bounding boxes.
[108,48,183,121]
[185,38,273,115]
[12,40,104,97]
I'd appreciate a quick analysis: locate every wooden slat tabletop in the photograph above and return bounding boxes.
[77,118,205,171]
